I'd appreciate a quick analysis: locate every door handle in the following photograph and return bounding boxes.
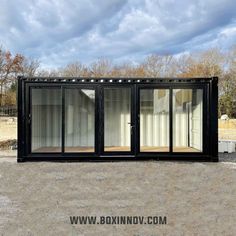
[129,124,134,136]
[27,114,31,124]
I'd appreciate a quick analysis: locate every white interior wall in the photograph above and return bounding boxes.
[140,113,169,146]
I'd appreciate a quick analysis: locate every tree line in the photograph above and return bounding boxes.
[0,45,235,117]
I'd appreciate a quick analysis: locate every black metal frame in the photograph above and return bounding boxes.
[17,76,218,162]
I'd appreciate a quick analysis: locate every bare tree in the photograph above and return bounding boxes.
[0,48,25,105]
[142,54,174,77]
[179,48,224,78]
[60,61,89,77]
[21,57,40,77]
[90,58,114,77]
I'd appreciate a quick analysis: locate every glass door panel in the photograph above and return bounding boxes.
[31,88,62,153]
[173,89,203,152]
[140,89,170,152]
[65,89,95,152]
[104,88,131,152]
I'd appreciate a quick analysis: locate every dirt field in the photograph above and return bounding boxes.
[0,152,235,235]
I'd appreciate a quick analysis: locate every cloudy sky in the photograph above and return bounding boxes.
[0,0,236,68]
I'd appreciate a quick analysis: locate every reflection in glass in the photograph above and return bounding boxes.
[140,89,169,152]
[104,88,131,152]
[31,88,61,152]
[65,89,95,152]
[173,89,203,152]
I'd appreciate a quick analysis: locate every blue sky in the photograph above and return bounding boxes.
[0,0,236,69]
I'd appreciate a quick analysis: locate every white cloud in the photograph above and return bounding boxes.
[0,0,235,68]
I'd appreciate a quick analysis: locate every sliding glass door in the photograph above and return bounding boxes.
[31,87,96,154]
[139,87,203,153]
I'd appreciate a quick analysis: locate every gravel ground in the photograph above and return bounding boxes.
[0,152,235,235]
